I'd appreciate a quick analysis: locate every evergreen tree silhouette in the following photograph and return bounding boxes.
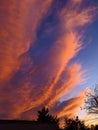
[37,107,59,125]
[64,116,89,130]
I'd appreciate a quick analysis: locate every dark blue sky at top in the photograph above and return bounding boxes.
[29,0,68,54]
[67,19,98,98]
[27,0,98,98]
[28,0,68,75]
[30,0,98,91]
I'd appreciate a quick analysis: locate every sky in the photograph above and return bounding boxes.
[0,0,98,126]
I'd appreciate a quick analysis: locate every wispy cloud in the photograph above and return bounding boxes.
[56,91,86,118]
[0,0,52,82]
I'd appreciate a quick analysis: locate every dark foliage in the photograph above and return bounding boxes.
[0,108,98,130]
[64,116,89,130]
[90,124,98,130]
[37,107,59,125]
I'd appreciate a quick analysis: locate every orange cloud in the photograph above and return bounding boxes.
[72,0,82,4]
[0,0,52,118]
[60,1,97,30]
[0,0,52,82]
[46,63,84,108]
[57,93,85,119]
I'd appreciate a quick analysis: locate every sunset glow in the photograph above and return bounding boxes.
[0,0,98,126]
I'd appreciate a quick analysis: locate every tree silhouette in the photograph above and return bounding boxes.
[64,116,89,130]
[37,107,59,125]
[90,124,98,130]
[94,125,98,130]
[85,84,98,115]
